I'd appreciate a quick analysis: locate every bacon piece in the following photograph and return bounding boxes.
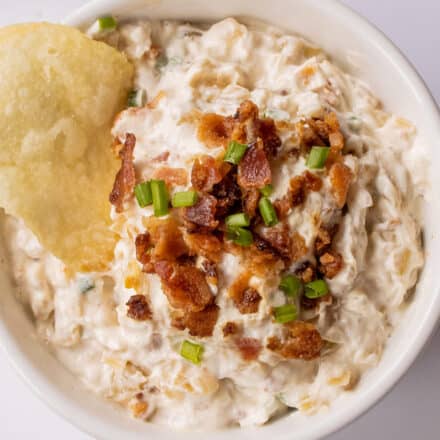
[303,170,322,192]
[237,141,272,190]
[314,227,332,256]
[291,231,308,262]
[135,233,151,265]
[258,118,282,157]
[152,166,188,187]
[191,155,223,192]
[289,175,306,206]
[211,169,242,218]
[267,321,323,360]
[152,151,170,162]
[182,195,219,229]
[197,113,234,148]
[172,304,219,337]
[223,321,240,337]
[295,261,317,283]
[154,260,213,312]
[329,162,353,208]
[258,222,291,260]
[235,337,262,361]
[184,232,223,263]
[126,295,152,321]
[109,133,136,213]
[318,251,343,279]
[143,217,188,261]
[229,273,262,314]
[242,188,260,218]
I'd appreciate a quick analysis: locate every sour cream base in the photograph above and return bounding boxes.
[3,18,424,430]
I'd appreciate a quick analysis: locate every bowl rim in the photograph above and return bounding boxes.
[1,0,440,439]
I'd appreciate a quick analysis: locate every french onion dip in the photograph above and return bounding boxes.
[3,18,425,429]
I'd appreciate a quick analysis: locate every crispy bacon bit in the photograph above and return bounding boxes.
[152,151,170,162]
[185,232,223,263]
[235,337,262,361]
[267,321,323,360]
[183,195,219,229]
[152,166,188,187]
[211,169,242,218]
[197,113,234,148]
[201,259,218,282]
[172,304,219,337]
[289,175,306,206]
[258,222,291,260]
[135,233,151,265]
[329,162,353,208]
[237,141,272,190]
[303,170,322,192]
[229,273,262,314]
[273,195,292,219]
[236,100,259,122]
[295,261,317,283]
[223,321,240,337]
[191,155,223,192]
[319,251,343,279]
[315,227,332,256]
[296,120,326,151]
[109,133,136,213]
[144,217,188,261]
[291,232,308,262]
[155,260,213,312]
[258,118,282,157]
[242,188,260,218]
[126,295,152,321]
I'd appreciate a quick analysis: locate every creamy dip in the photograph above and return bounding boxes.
[3,18,425,430]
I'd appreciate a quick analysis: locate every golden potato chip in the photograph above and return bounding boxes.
[0,23,134,272]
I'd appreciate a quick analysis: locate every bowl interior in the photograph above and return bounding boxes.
[1,0,440,439]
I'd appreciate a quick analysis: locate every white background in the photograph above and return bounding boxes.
[0,1,439,439]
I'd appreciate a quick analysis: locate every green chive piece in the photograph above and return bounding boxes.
[259,197,279,227]
[127,89,146,108]
[260,184,273,197]
[279,274,301,297]
[304,279,329,299]
[172,191,198,208]
[224,141,248,165]
[180,340,204,365]
[151,179,169,217]
[97,16,117,31]
[78,278,95,294]
[273,304,298,324]
[227,227,253,247]
[306,146,330,169]
[134,181,152,207]
[225,212,250,228]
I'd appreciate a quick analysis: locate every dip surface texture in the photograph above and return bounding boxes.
[3,18,425,429]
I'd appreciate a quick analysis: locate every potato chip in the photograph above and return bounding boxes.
[0,23,134,272]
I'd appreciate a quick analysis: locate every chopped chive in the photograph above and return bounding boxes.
[304,279,329,299]
[97,16,117,31]
[172,191,198,208]
[224,140,248,165]
[306,146,329,169]
[227,227,253,247]
[150,179,169,217]
[273,304,298,324]
[180,340,204,365]
[127,89,146,108]
[259,197,278,227]
[260,184,273,197]
[279,274,301,297]
[134,181,152,207]
[78,278,95,294]
[225,212,250,228]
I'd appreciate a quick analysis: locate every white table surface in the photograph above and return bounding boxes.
[0,1,439,438]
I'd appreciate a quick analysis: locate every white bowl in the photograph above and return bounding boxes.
[1,0,440,439]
